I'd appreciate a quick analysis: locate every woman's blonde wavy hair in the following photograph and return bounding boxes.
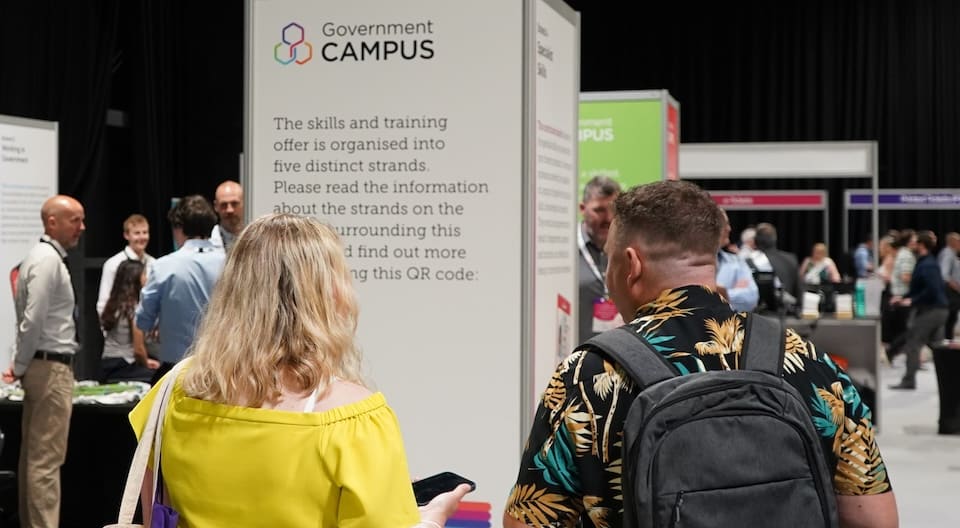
[182,213,362,407]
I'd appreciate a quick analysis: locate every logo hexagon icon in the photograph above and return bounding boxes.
[274,22,312,66]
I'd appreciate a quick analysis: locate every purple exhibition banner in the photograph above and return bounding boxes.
[846,190,960,209]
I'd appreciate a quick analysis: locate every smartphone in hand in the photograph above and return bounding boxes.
[412,472,476,506]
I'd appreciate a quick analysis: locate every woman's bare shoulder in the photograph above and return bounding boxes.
[312,380,374,413]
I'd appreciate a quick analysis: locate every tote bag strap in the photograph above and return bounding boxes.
[113,360,188,525]
[151,358,183,505]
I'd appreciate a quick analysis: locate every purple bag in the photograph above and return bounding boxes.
[151,466,179,528]
[150,502,180,528]
[150,504,179,528]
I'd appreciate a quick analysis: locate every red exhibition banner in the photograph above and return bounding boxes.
[711,192,826,209]
[666,103,679,181]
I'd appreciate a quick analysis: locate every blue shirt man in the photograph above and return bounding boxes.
[715,210,758,312]
[136,238,224,363]
[853,241,874,278]
[717,250,759,312]
[136,195,224,381]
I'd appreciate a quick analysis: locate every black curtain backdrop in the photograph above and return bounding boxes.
[1,1,243,380]
[1,0,959,371]
[566,0,960,262]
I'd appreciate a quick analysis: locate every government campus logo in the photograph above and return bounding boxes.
[273,20,435,64]
[274,22,313,65]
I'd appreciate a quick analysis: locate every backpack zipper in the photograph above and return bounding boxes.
[670,491,684,528]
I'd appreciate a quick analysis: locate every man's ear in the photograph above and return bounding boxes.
[579,201,586,214]
[625,246,643,287]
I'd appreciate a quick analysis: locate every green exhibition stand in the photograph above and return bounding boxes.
[578,90,679,195]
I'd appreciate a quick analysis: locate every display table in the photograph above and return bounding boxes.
[783,316,882,427]
[931,341,960,435]
[0,400,138,527]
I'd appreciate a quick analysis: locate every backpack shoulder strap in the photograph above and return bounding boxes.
[742,314,785,376]
[584,326,680,389]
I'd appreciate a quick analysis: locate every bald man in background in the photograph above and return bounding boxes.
[4,195,85,527]
[210,180,244,251]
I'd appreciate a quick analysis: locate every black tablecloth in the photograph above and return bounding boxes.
[0,400,137,527]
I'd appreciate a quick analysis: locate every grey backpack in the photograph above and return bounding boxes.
[585,314,839,528]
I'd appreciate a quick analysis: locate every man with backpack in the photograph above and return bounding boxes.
[503,181,898,528]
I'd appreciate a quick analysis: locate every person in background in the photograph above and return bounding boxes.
[96,214,155,317]
[800,242,842,286]
[577,175,622,342]
[938,232,960,340]
[755,222,800,307]
[210,180,244,251]
[853,235,874,278]
[716,209,758,312]
[877,234,897,285]
[4,195,84,528]
[919,229,938,248]
[889,231,947,390]
[100,260,158,383]
[739,226,763,262]
[886,230,917,363]
[877,234,899,346]
[130,214,471,527]
[136,195,225,384]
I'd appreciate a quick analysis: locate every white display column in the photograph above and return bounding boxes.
[527,0,580,421]
[0,115,58,358]
[247,0,579,521]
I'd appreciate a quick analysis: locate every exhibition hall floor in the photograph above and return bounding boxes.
[879,356,960,526]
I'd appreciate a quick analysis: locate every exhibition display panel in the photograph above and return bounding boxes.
[843,188,960,251]
[245,0,580,516]
[578,90,679,193]
[681,141,879,259]
[0,115,58,363]
[710,190,830,248]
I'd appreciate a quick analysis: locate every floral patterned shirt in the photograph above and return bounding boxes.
[505,286,890,528]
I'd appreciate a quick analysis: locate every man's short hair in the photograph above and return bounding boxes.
[612,180,723,261]
[946,232,960,244]
[917,231,937,252]
[123,214,148,232]
[894,229,915,248]
[582,175,621,203]
[755,223,778,250]
[168,195,218,238]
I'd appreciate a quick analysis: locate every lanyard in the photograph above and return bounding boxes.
[577,227,608,297]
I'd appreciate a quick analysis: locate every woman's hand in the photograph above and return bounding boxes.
[417,483,473,527]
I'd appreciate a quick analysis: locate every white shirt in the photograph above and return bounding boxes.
[12,235,77,376]
[102,316,135,363]
[96,246,155,317]
[891,247,916,296]
[210,224,237,251]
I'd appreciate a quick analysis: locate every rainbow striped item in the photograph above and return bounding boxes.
[446,501,492,528]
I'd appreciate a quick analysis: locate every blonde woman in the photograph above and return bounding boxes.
[799,242,842,286]
[876,234,897,284]
[128,214,469,527]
